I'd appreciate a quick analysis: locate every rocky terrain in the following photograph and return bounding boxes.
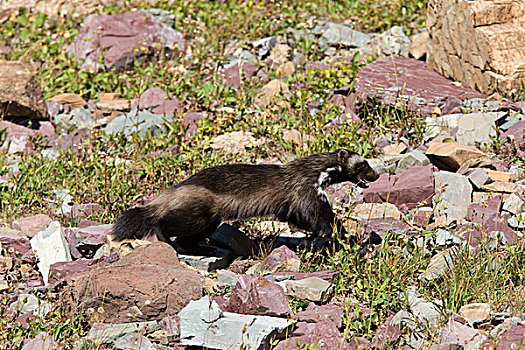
[1,0,525,349]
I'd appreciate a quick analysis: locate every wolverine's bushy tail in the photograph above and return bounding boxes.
[112,207,154,241]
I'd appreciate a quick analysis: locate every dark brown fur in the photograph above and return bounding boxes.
[112,149,379,251]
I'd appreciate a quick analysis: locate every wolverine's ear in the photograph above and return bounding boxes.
[337,149,350,162]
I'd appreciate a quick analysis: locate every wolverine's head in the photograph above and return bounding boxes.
[336,149,379,188]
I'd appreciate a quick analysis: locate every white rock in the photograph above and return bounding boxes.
[456,112,505,146]
[179,297,292,350]
[30,221,72,285]
[283,277,333,302]
[502,193,525,215]
[433,171,472,226]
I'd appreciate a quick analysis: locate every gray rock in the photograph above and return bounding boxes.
[435,229,464,247]
[217,269,240,288]
[468,168,490,189]
[420,247,459,281]
[10,294,52,317]
[283,277,333,302]
[178,254,223,271]
[54,108,96,131]
[252,36,276,59]
[179,297,292,350]
[396,150,430,173]
[317,22,370,50]
[433,171,472,226]
[378,26,411,57]
[499,116,520,131]
[104,109,174,140]
[85,321,160,345]
[114,333,155,350]
[49,188,74,215]
[502,193,525,215]
[30,221,72,285]
[424,114,462,142]
[456,112,505,145]
[145,8,176,28]
[507,216,525,229]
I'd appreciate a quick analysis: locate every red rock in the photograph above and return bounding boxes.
[135,87,168,110]
[11,214,53,238]
[70,203,104,220]
[355,56,487,116]
[293,303,344,328]
[182,112,204,139]
[221,62,259,89]
[222,275,291,317]
[152,98,180,116]
[481,324,525,349]
[66,11,185,72]
[74,225,110,256]
[21,331,61,350]
[61,242,202,324]
[159,315,180,335]
[501,120,525,143]
[275,320,357,350]
[370,315,401,348]
[48,254,118,288]
[262,245,300,273]
[363,165,435,211]
[0,228,31,255]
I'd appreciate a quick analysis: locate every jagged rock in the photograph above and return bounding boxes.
[363,165,435,211]
[481,324,525,349]
[0,60,47,120]
[274,320,354,350]
[409,30,429,60]
[354,57,486,116]
[113,333,155,350]
[352,202,403,219]
[436,318,485,349]
[104,109,174,140]
[11,214,53,238]
[363,217,412,238]
[391,288,443,333]
[66,10,185,72]
[179,297,292,350]
[368,26,411,58]
[222,275,291,317]
[282,277,333,302]
[21,331,61,350]
[54,108,97,131]
[424,113,462,142]
[484,169,517,183]
[292,303,344,328]
[455,112,506,146]
[420,247,459,281]
[427,0,525,95]
[315,22,371,50]
[83,321,160,346]
[221,62,258,89]
[481,181,518,193]
[252,36,276,59]
[261,245,300,273]
[0,227,32,255]
[30,221,72,285]
[10,294,52,318]
[217,269,240,288]
[458,303,491,324]
[62,242,202,324]
[395,150,430,173]
[426,142,491,172]
[210,131,261,156]
[254,79,290,107]
[502,194,525,215]
[48,254,117,287]
[47,93,86,108]
[433,171,472,226]
[467,168,490,189]
[382,142,407,156]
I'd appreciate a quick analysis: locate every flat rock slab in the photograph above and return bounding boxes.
[30,221,72,285]
[283,277,333,302]
[62,242,202,324]
[0,60,47,120]
[433,171,472,226]
[364,164,435,212]
[66,10,185,72]
[84,321,160,347]
[11,214,53,238]
[274,320,354,350]
[179,297,292,350]
[354,56,486,116]
[456,112,505,146]
[222,275,291,317]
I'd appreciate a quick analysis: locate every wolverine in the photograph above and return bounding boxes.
[112,149,379,252]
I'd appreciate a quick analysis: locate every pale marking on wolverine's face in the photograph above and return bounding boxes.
[346,154,363,172]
